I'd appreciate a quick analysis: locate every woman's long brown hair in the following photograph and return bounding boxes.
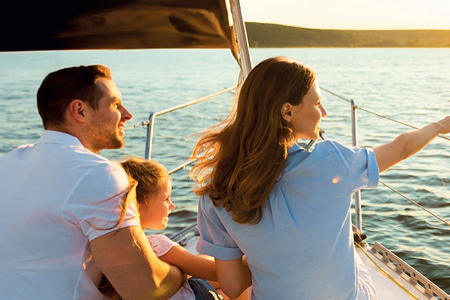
[191,56,316,224]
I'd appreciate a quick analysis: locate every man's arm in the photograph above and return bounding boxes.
[374,116,449,173]
[90,226,185,300]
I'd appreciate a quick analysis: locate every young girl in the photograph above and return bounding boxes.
[190,56,450,299]
[99,157,222,300]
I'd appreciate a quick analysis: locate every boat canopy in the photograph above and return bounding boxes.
[0,0,238,57]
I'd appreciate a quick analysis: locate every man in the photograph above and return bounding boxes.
[0,65,184,299]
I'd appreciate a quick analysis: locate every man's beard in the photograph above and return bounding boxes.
[102,131,124,149]
[91,129,124,151]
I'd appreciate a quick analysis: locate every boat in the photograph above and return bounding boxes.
[1,1,448,299]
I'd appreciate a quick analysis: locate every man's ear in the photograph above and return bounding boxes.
[67,99,89,123]
[281,102,293,123]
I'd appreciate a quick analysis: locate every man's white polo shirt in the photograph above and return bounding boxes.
[0,130,139,299]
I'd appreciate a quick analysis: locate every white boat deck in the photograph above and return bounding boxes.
[357,243,448,300]
[356,246,413,299]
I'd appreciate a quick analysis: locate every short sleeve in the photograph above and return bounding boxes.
[196,195,243,260]
[147,234,179,257]
[329,141,379,191]
[64,162,140,241]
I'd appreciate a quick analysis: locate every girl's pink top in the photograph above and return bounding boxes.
[147,234,195,300]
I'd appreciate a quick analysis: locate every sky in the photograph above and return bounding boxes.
[240,0,450,30]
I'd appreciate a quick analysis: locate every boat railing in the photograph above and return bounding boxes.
[320,86,449,230]
[124,86,236,160]
[124,85,449,232]
[321,87,450,140]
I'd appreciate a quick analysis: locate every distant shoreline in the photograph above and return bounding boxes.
[246,22,450,48]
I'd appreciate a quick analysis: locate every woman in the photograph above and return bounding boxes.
[190,56,449,300]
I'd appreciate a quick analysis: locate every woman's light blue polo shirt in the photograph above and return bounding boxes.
[196,140,379,300]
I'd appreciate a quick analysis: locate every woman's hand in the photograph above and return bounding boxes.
[435,116,450,134]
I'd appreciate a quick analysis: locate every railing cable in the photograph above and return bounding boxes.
[125,120,153,130]
[379,180,449,226]
[321,86,352,104]
[124,86,236,131]
[321,87,449,141]
[168,159,197,175]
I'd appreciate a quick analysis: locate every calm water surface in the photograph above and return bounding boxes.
[0,48,449,292]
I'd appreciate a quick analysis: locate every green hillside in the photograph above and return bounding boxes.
[246,22,450,47]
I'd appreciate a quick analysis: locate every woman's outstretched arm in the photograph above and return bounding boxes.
[374,116,449,173]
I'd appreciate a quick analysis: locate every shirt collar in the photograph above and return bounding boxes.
[37,130,84,148]
[288,142,303,154]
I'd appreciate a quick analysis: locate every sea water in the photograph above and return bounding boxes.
[0,48,448,291]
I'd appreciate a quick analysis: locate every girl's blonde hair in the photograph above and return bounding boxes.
[98,157,169,299]
[120,157,169,206]
[191,56,316,224]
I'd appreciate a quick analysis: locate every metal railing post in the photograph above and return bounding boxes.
[144,113,156,160]
[136,87,236,160]
[230,0,252,78]
[351,99,363,232]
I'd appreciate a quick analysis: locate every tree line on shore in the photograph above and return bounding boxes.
[246,22,450,47]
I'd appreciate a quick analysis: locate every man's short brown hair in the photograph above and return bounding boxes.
[37,65,111,128]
